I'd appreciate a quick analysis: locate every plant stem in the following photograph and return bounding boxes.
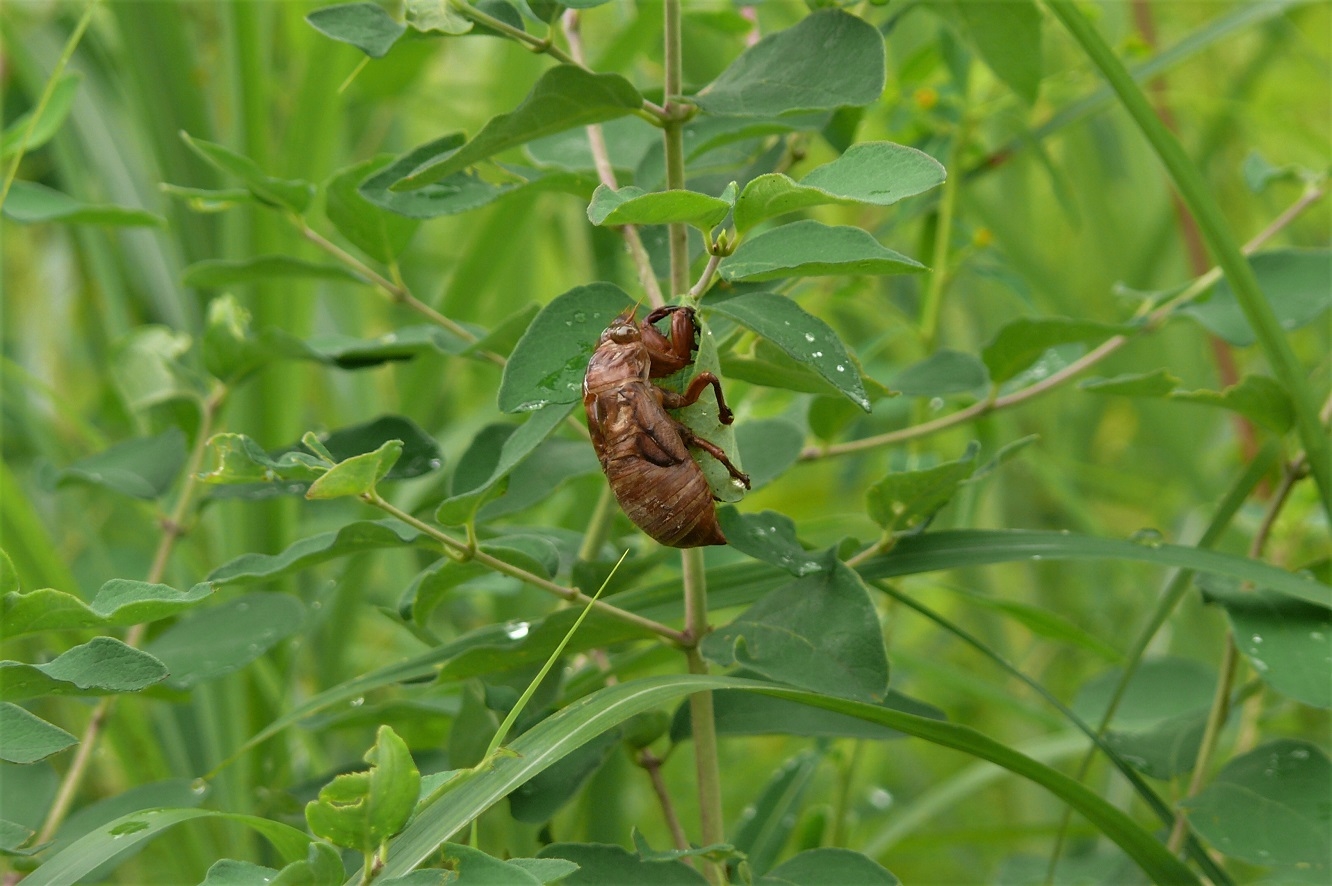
[563,9,664,309]
[1046,0,1332,521]
[1166,637,1238,853]
[662,0,690,300]
[0,0,98,208]
[682,548,726,885]
[638,749,692,855]
[451,0,578,65]
[686,250,724,302]
[918,117,966,349]
[801,184,1325,461]
[370,495,686,644]
[28,385,228,852]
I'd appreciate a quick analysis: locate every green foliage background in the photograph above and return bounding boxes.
[1,1,1328,884]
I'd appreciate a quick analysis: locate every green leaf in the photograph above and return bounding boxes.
[180,132,315,213]
[199,433,328,487]
[586,184,733,232]
[0,638,168,701]
[1203,580,1332,708]
[674,686,943,742]
[436,404,574,524]
[734,142,945,232]
[57,427,186,500]
[143,593,305,689]
[497,282,633,412]
[160,183,255,213]
[703,552,889,703]
[306,3,406,57]
[1081,368,1181,397]
[304,325,472,368]
[200,293,307,384]
[393,66,643,190]
[0,704,78,764]
[1,579,213,639]
[716,508,825,577]
[306,439,404,499]
[866,443,980,534]
[1,74,81,158]
[508,731,620,825]
[731,418,804,490]
[433,845,540,885]
[504,857,580,885]
[0,550,17,595]
[2,181,162,227]
[760,848,899,886]
[525,116,659,173]
[207,520,424,585]
[1183,740,1330,866]
[21,808,312,886]
[706,291,869,409]
[694,9,885,117]
[935,0,1042,104]
[731,750,822,876]
[182,256,364,288]
[325,156,420,263]
[111,326,205,412]
[854,530,1332,611]
[1183,248,1331,346]
[719,220,925,282]
[371,675,1198,886]
[944,588,1121,663]
[306,726,419,853]
[0,815,36,855]
[890,350,989,397]
[478,438,598,521]
[1171,375,1294,433]
[981,317,1133,385]
[200,859,279,886]
[536,843,705,886]
[404,0,472,35]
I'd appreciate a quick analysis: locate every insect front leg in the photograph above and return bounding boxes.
[659,371,735,425]
[641,305,697,378]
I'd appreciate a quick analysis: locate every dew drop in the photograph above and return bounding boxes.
[190,778,209,796]
[804,332,815,342]
[573,311,587,323]
[811,351,823,358]
[350,696,365,707]
[1030,554,1043,561]
[1310,631,1325,642]
[835,364,845,373]
[1129,528,1165,548]
[868,787,893,810]
[428,458,442,470]
[504,621,531,640]
[1251,635,1264,645]
[1291,747,1310,760]
[928,396,944,412]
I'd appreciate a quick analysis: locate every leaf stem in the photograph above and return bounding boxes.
[686,250,723,302]
[0,0,98,208]
[1046,0,1332,521]
[368,494,686,644]
[563,9,664,309]
[450,0,577,65]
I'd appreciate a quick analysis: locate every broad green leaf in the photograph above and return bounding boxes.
[478,437,598,521]
[734,142,945,231]
[393,66,643,190]
[1081,368,1181,397]
[306,3,406,57]
[369,675,1198,886]
[703,552,889,702]
[57,427,186,500]
[0,816,36,854]
[731,417,804,490]
[761,848,899,886]
[1074,658,1217,781]
[207,520,424,585]
[944,588,1121,662]
[143,593,305,688]
[181,132,315,213]
[1,579,213,639]
[111,326,205,412]
[936,0,1042,104]
[504,858,579,884]
[268,842,347,886]
[306,726,419,853]
[672,684,944,743]
[890,350,989,397]
[855,530,1332,611]
[2,181,162,227]
[1203,580,1332,708]
[305,325,473,368]
[0,552,16,595]
[200,294,313,384]
[720,342,882,401]
[731,750,822,876]
[404,0,471,35]
[719,220,925,282]
[586,184,733,232]
[1183,740,1330,866]
[325,156,420,263]
[866,442,979,534]
[1183,248,1331,346]
[21,807,312,886]
[199,433,328,487]
[1,74,81,158]
[693,9,885,117]
[525,116,659,172]
[716,508,824,577]
[497,282,632,412]
[306,439,403,499]
[981,317,1133,385]
[315,416,441,481]
[435,844,542,885]
[362,136,597,219]
[160,184,255,213]
[509,731,620,824]
[200,859,280,886]
[0,638,168,701]
[537,843,705,886]
[1171,375,1294,433]
[706,291,869,409]
[436,404,575,524]
[182,256,364,288]
[0,704,77,764]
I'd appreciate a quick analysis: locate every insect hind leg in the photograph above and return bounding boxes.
[674,421,750,489]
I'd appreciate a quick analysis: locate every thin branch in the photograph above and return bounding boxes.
[369,495,687,645]
[686,250,723,302]
[451,0,578,66]
[638,749,692,856]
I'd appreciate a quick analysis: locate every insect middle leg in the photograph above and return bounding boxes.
[673,419,750,488]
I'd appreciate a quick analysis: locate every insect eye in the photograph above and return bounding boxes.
[608,325,638,343]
